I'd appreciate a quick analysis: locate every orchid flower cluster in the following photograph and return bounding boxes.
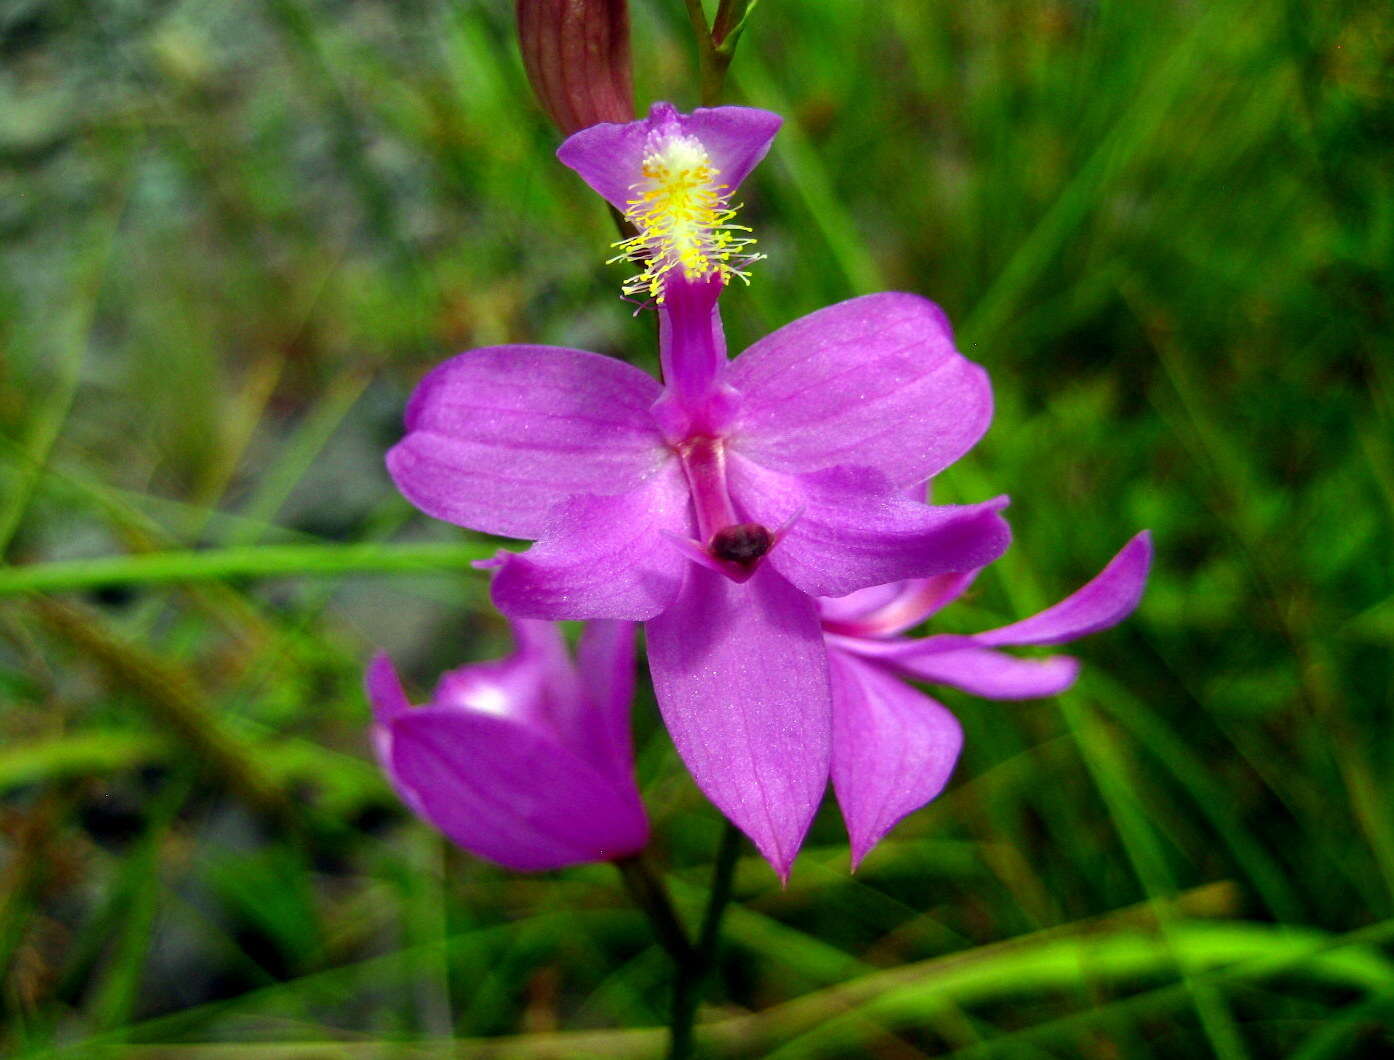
[369,103,1151,881]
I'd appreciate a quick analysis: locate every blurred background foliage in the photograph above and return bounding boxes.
[1,0,1392,1055]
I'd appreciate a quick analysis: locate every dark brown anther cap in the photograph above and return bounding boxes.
[709,523,774,566]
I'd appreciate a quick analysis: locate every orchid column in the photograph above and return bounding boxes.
[388,103,1012,878]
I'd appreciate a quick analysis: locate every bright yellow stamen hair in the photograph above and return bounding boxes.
[609,133,760,304]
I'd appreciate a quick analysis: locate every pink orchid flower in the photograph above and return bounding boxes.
[387,103,1010,878]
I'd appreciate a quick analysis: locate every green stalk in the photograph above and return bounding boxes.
[683,0,756,106]
[615,854,695,966]
[682,0,721,106]
[668,820,743,1059]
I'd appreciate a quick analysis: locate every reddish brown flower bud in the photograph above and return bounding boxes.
[516,0,633,134]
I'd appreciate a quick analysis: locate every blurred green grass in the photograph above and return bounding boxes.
[1,0,1392,1055]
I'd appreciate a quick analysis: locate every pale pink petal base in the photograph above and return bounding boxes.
[820,570,981,638]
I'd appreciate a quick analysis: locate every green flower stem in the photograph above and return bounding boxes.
[668,820,743,1060]
[683,0,759,105]
[682,0,728,107]
[615,854,695,966]
[0,540,497,597]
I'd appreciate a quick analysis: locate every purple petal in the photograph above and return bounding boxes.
[490,463,694,621]
[729,458,1012,598]
[828,650,963,869]
[841,639,1080,700]
[557,102,780,212]
[678,106,782,193]
[971,531,1153,647]
[387,345,665,539]
[726,293,993,487]
[388,708,648,872]
[555,114,650,211]
[645,564,830,881]
[572,619,639,780]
